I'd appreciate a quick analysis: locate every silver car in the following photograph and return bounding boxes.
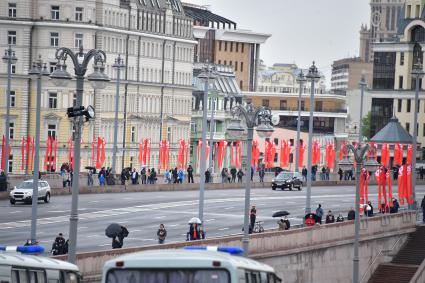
[9,180,51,204]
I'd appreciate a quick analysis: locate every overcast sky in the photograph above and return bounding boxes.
[184,0,371,86]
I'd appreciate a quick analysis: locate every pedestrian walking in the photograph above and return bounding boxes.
[321,166,326,181]
[177,169,184,183]
[146,169,151,184]
[230,167,237,183]
[250,205,257,231]
[112,236,121,249]
[187,165,194,183]
[164,170,171,184]
[131,168,138,185]
[366,201,374,217]
[221,168,227,183]
[157,224,167,244]
[259,166,265,183]
[87,169,94,186]
[315,204,324,224]
[420,166,424,180]
[150,168,157,184]
[237,169,244,183]
[302,166,308,182]
[251,166,254,181]
[277,216,290,230]
[338,168,343,181]
[141,167,147,184]
[99,173,106,186]
[325,210,335,224]
[336,214,344,222]
[421,196,425,223]
[120,168,127,185]
[326,166,330,180]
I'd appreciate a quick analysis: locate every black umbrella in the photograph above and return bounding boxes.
[85,166,96,170]
[105,223,122,238]
[121,226,129,238]
[272,210,290,218]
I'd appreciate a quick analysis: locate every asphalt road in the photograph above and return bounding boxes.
[1,184,424,254]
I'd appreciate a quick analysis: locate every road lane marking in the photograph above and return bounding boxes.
[224,207,234,210]
[9,211,23,214]
[205,219,215,222]
[0,193,381,230]
[98,243,111,247]
[155,216,166,219]
[48,210,68,213]
[218,227,229,231]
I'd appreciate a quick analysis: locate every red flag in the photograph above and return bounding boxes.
[26,136,31,170]
[30,138,35,171]
[138,141,143,164]
[299,141,306,168]
[407,144,413,165]
[216,140,228,170]
[339,141,347,161]
[398,165,406,205]
[381,144,390,167]
[312,141,321,165]
[407,165,413,204]
[394,144,403,166]
[1,135,4,170]
[387,170,393,207]
[252,140,260,168]
[21,137,25,171]
[325,143,335,170]
[365,170,370,204]
[264,140,276,169]
[360,168,365,204]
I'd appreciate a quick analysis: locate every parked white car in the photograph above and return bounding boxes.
[9,180,51,205]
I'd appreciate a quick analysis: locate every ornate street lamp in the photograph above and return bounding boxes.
[51,46,109,263]
[112,55,125,179]
[226,102,274,255]
[295,70,306,172]
[28,57,50,245]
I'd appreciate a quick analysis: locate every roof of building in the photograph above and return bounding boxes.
[183,3,236,29]
[134,0,186,15]
[371,116,413,144]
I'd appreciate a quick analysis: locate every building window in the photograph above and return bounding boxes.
[280,100,287,110]
[74,33,83,48]
[224,60,227,65]
[230,60,232,67]
[10,90,15,107]
[262,99,269,107]
[50,32,59,47]
[407,99,411,112]
[240,62,244,72]
[75,7,83,21]
[47,124,56,138]
[400,52,404,65]
[219,41,222,51]
[218,60,221,64]
[373,52,396,90]
[406,122,410,133]
[8,3,16,18]
[51,5,60,20]
[49,92,57,109]
[49,62,56,73]
[423,123,425,137]
[9,122,14,139]
[230,42,233,52]
[240,80,243,89]
[236,42,239,52]
[315,101,323,111]
[167,126,172,141]
[235,61,238,71]
[224,42,227,51]
[131,126,136,142]
[8,31,16,45]
[398,76,403,89]
[398,99,402,112]
[8,155,13,173]
[241,43,244,53]
[301,101,305,111]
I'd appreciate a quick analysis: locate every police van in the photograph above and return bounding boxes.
[0,245,80,283]
[102,246,281,283]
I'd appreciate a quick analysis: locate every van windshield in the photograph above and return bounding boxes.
[107,269,230,283]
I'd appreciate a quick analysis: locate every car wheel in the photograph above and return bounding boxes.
[298,186,302,191]
[10,199,15,205]
[44,193,50,203]
[25,198,32,205]
[289,184,293,191]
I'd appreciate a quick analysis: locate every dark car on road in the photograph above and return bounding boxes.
[271,172,303,191]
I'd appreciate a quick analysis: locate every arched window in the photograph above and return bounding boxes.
[411,25,425,42]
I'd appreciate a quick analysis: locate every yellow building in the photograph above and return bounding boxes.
[0,0,195,174]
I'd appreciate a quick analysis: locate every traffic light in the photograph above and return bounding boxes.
[67,106,85,118]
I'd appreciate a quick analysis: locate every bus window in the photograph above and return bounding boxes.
[107,269,230,283]
[11,270,19,283]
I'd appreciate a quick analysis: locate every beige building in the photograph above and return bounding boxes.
[370,0,425,160]
[183,3,270,92]
[331,57,373,95]
[0,0,195,174]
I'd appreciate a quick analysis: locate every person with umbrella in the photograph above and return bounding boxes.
[105,223,129,249]
[157,224,167,244]
[250,205,257,231]
[277,216,290,231]
[187,217,202,241]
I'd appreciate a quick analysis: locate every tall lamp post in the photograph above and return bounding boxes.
[295,70,306,172]
[226,103,274,255]
[2,46,17,176]
[305,62,321,214]
[112,55,125,178]
[410,49,424,209]
[339,144,380,283]
[50,47,109,263]
[28,57,50,244]
[358,72,367,144]
[197,64,216,223]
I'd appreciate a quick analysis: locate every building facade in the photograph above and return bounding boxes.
[360,0,405,63]
[183,3,270,92]
[0,0,196,174]
[370,0,425,159]
[330,57,373,95]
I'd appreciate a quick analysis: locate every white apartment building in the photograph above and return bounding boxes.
[0,0,196,173]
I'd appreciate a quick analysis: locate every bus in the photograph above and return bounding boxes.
[0,246,80,283]
[102,246,281,283]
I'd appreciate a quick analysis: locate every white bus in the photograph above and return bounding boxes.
[0,246,80,283]
[102,246,281,283]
